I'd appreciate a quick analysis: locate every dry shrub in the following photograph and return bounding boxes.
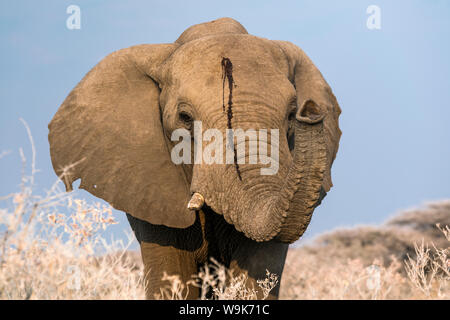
[404,225,449,298]
[0,120,144,299]
[281,203,450,300]
[281,251,410,299]
[194,260,278,300]
[387,202,450,250]
[0,177,145,299]
[156,259,279,300]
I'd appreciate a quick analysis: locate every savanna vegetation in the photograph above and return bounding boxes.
[0,134,448,299]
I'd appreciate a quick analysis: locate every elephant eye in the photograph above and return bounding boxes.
[178,111,194,127]
[287,108,296,152]
[288,109,296,122]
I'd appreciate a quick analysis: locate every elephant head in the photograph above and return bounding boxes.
[48,18,341,243]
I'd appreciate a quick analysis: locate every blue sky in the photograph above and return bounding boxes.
[1,1,449,247]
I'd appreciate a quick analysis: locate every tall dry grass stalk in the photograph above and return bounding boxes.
[404,224,449,298]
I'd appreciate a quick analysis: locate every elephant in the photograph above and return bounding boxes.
[48,17,341,299]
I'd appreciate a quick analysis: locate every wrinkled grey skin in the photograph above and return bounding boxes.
[48,18,341,299]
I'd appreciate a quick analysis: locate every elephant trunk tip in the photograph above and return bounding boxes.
[187,192,205,210]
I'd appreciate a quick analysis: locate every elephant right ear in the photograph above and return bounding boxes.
[48,44,196,228]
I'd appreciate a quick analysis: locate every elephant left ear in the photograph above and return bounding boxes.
[273,40,342,192]
[48,44,196,228]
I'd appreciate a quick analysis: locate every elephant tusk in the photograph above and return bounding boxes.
[187,192,205,210]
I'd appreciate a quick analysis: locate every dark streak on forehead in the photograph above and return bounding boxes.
[221,57,242,181]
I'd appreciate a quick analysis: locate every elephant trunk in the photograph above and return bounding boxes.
[274,115,327,242]
[230,108,327,243]
[189,109,327,243]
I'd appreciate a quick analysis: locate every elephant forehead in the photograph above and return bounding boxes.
[167,35,294,107]
[168,34,288,79]
[175,72,295,110]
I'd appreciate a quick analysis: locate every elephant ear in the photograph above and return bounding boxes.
[274,40,342,192]
[48,44,196,228]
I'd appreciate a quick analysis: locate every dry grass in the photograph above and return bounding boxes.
[0,121,144,299]
[156,259,279,300]
[280,203,450,299]
[0,123,448,299]
[0,171,145,299]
